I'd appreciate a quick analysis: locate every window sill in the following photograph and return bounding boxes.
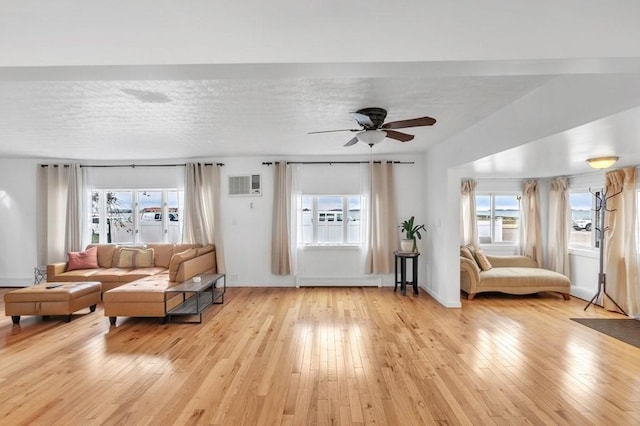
[299,245,362,251]
[568,247,599,258]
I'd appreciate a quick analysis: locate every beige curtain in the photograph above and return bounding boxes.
[460,179,479,247]
[182,163,226,273]
[65,164,87,253]
[366,161,397,274]
[39,165,70,263]
[604,167,639,316]
[272,162,291,275]
[547,177,570,275]
[520,179,542,266]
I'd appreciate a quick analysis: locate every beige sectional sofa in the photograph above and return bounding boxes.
[47,243,217,325]
[460,245,571,300]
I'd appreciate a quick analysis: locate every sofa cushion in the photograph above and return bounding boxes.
[103,276,171,303]
[169,248,197,282]
[460,246,476,263]
[87,244,118,268]
[55,269,104,281]
[474,249,493,271]
[122,267,167,281]
[196,244,215,257]
[479,267,570,290]
[89,268,131,282]
[67,246,99,271]
[116,248,155,268]
[147,244,175,268]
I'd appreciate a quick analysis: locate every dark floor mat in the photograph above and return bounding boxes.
[571,318,640,349]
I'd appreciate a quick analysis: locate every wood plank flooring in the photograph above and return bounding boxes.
[1,287,639,425]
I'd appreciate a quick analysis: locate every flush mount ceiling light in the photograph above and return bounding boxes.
[357,130,387,146]
[586,156,619,169]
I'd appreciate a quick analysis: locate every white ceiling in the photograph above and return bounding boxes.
[2,1,640,178]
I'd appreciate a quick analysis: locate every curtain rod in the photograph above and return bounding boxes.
[262,161,414,165]
[40,163,224,168]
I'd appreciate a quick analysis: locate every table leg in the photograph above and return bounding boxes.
[412,256,419,295]
[394,255,399,292]
[400,257,407,296]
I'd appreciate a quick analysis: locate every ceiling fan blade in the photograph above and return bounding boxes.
[384,130,414,142]
[344,137,359,147]
[382,116,436,129]
[350,112,375,127]
[308,129,359,135]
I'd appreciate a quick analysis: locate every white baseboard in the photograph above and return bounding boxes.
[296,275,382,287]
[571,285,597,302]
[0,278,32,287]
[423,284,462,308]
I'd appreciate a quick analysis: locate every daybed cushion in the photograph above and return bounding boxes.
[477,267,570,293]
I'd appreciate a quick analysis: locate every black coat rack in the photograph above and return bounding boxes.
[584,186,627,315]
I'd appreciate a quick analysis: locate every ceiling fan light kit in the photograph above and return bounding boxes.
[309,107,436,148]
[357,130,386,145]
[586,156,619,169]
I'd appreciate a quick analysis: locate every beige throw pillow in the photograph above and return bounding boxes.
[117,248,155,268]
[474,249,493,271]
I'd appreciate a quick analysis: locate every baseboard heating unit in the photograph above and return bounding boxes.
[295,275,382,287]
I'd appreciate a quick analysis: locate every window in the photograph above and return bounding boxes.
[569,191,597,250]
[298,195,362,246]
[475,193,520,244]
[92,189,183,244]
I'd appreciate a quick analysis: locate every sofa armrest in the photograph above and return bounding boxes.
[486,255,538,268]
[460,257,480,298]
[47,262,67,281]
[175,251,217,282]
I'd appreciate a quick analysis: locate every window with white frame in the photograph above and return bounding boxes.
[475,193,520,244]
[297,195,362,246]
[92,189,183,244]
[569,190,598,250]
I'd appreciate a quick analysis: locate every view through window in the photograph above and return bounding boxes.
[92,189,183,244]
[298,195,362,245]
[569,191,596,249]
[475,193,520,244]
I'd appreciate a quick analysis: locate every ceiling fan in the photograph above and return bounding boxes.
[309,107,436,147]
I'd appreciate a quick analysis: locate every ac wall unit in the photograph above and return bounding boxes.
[228,174,261,196]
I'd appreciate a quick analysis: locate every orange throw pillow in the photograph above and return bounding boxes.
[67,246,99,271]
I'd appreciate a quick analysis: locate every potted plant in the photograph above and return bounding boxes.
[399,216,426,252]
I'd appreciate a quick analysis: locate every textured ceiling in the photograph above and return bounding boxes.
[0,76,550,161]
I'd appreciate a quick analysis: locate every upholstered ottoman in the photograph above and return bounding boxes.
[4,281,101,324]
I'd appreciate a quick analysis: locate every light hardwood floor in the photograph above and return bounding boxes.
[1,287,638,425]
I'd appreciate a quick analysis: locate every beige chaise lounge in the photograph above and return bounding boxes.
[460,246,571,300]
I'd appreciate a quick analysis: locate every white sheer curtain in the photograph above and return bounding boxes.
[604,166,639,316]
[182,163,226,273]
[547,176,571,275]
[365,161,397,274]
[520,179,542,266]
[460,179,479,247]
[272,161,292,275]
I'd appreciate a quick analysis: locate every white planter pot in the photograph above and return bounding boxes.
[400,239,414,252]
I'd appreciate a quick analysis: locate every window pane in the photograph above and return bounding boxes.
[570,192,594,249]
[300,196,313,244]
[138,191,163,243]
[107,191,134,243]
[91,191,101,243]
[167,191,182,243]
[347,196,361,244]
[494,195,519,243]
[317,196,344,243]
[475,195,491,244]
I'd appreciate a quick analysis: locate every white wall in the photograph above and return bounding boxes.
[0,159,38,286]
[0,155,424,289]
